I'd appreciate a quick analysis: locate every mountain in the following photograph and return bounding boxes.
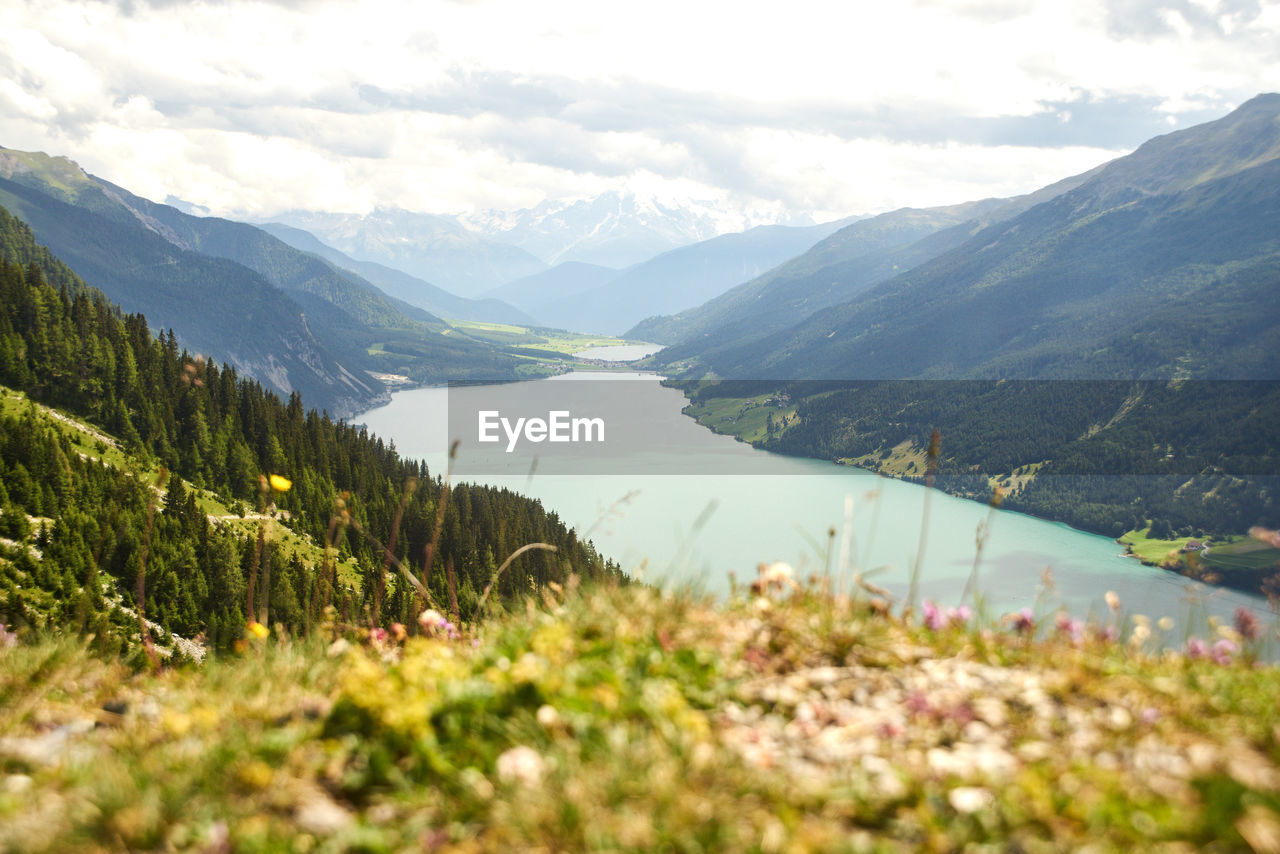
[0,152,382,415]
[0,147,527,415]
[255,221,534,325]
[268,207,547,297]
[659,94,1280,546]
[672,93,1280,382]
[462,190,810,268]
[482,261,621,319]
[514,218,860,335]
[0,203,623,657]
[627,170,1100,348]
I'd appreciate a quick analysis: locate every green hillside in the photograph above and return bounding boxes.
[655,97,1280,563]
[0,148,537,415]
[0,206,622,657]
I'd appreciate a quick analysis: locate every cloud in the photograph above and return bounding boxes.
[0,0,1277,223]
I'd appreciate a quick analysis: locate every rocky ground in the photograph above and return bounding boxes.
[2,576,1279,852]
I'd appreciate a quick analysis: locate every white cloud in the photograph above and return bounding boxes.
[0,0,1276,223]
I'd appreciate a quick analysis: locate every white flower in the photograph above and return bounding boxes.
[496,746,545,786]
[948,786,993,814]
[763,562,794,584]
[536,705,559,728]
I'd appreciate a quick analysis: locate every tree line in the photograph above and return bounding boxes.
[0,205,624,656]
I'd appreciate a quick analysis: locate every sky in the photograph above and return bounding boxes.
[1,0,1278,225]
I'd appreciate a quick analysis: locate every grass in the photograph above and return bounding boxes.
[1119,526,1204,564]
[1203,537,1280,572]
[3,577,1280,852]
[448,319,644,356]
[682,392,797,444]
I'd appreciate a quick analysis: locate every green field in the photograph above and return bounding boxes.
[1118,526,1204,564]
[1203,537,1280,572]
[683,392,796,444]
[448,319,642,356]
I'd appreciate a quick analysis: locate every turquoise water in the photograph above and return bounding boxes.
[574,343,664,360]
[355,371,1265,632]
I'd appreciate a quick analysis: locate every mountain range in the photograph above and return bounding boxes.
[459,190,810,269]
[650,93,1280,547]
[485,215,862,335]
[653,92,1280,382]
[0,148,529,416]
[266,207,548,299]
[254,221,534,325]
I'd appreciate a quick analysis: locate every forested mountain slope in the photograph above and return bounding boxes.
[256,221,535,325]
[662,96,1280,570]
[0,148,530,415]
[0,206,623,656]
[669,94,1280,382]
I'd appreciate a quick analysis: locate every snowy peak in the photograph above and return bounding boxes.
[461,190,810,268]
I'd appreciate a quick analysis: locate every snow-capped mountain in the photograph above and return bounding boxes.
[461,190,812,268]
[266,207,547,297]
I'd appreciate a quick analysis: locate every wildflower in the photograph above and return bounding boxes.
[247,621,270,640]
[1141,707,1160,724]
[391,622,408,642]
[327,638,351,657]
[417,609,459,639]
[949,604,972,624]
[0,624,15,648]
[1055,612,1084,645]
[1008,608,1035,636]
[764,561,793,584]
[496,746,546,786]
[1185,637,1208,659]
[368,627,389,645]
[1212,638,1238,665]
[1234,607,1261,642]
[1105,591,1120,612]
[536,704,560,728]
[751,561,796,597]
[1095,624,1118,644]
[949,786,994,814]
[268,474,292,493]
[922,599,947,631]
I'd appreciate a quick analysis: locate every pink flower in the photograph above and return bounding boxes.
[1185,637,1208,660]
[921,601,971,631]
[1212,638,1238,665]
[1055,613,1084,645]
[1009,608,1035,636]
[1234,607,1260,642]
[922,600,947,631]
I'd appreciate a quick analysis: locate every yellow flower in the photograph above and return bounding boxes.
[268,474,292,493]
[247,621,270,640]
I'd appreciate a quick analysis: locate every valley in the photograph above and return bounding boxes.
[4,5,1280,849]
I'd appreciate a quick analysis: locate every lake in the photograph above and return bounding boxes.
[575,343,665,361]
[355,370,1265,634]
